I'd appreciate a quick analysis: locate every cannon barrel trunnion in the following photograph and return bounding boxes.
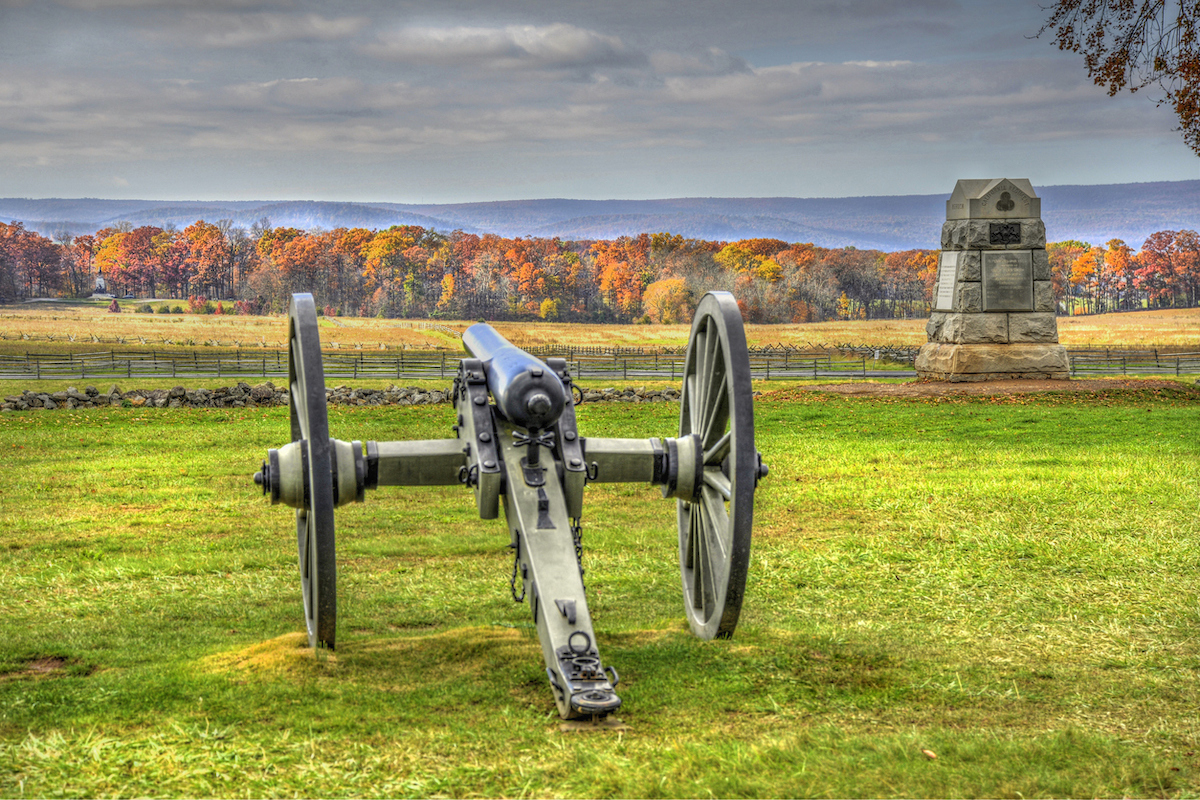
[253,291,768,720]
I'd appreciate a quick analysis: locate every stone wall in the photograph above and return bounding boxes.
[2,383,684,411]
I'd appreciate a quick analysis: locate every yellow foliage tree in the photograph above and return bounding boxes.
[714,243,760,274]
[642,278,691,323]
[538,297,561,320]
[756,258,783,282]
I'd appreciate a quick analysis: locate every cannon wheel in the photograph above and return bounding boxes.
[288,293,337,649]
[677,291,757,640]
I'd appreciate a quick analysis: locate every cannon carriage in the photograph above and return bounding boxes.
[254,291,767,720]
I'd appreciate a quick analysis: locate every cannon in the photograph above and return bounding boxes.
[253,291,768,720]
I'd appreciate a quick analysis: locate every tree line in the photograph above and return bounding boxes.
[0,218,1197,322]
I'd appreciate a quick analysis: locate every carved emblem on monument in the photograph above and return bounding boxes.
[989,222,1022,245]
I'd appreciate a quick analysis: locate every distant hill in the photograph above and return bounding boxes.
[2,180,1197,250]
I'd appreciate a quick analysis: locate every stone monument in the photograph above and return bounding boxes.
[915,179,1070,381]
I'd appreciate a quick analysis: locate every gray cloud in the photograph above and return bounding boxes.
[365,23,647,70]
[0,0,1194,201]
[0,54,1160,162]
[157,12,369,47]
[33,0,277,8]
[649,47,751,76]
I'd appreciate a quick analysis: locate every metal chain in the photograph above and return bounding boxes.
[571,518,585,590]
[509,535,526,603]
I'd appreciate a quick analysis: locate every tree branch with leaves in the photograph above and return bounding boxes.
[1038,0,1200,154]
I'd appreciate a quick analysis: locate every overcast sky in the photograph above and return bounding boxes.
[1,0,1196,203]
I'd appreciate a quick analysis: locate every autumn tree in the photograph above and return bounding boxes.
[767,244,835,322]
[1104,238,1140,308]
[361,227,425,316]
[121,226,164,297]
[0,223,23,299]
[1038,1,1200,155]
[93,232,130,295]
[64,234,96,297]
[183,221,231,299]
[642,277,692,323]
[591,235,651,320]
[821,247,884,319]
[1047,240,1091,312]
[328,228,373,315]
[1069,245,1103,313]
[1138,229,1200,306]
[648,237,729,313]
[881,249,938,317]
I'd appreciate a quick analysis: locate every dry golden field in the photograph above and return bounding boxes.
[2,299,1200,352]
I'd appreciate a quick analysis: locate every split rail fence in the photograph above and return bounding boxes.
[0,347,1197,382]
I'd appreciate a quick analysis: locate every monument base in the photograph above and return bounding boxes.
[915,342,1070,382]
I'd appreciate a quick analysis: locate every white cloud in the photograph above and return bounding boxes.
[365,23,645,70]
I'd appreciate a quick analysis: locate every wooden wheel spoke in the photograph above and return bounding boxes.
[298,512,313,616]
[699,486,729,568]
[698,320,719,432]
[298,512,310,576]
[686,374,700,433]
[684,505,696,570]
[704,430,732,467]
[700,378,729,451]
[702,466,731,501]
[698,523,716,612]
[291,379,307,436]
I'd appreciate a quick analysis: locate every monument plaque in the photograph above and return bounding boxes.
[982,251,1033,311]
[935,251,959,311]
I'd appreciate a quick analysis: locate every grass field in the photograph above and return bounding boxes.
[5,299,1200,354]
[1,382,1199,797]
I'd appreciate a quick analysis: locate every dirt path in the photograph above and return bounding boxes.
[763,377,1200,398]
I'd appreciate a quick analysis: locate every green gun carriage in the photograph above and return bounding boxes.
[254,291,768,720]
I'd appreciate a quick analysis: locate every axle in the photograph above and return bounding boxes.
[253,432,712,509]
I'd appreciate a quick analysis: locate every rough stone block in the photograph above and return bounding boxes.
[958,250,981,281]
[926,312,947,340]
[966,221,992,249]
[915,342,1070,379]
[1032,250,1050,281]
[1034,281,1055,312]
[1014,218,1046,249]
[941,220,966,250]
[941,312,1008,344]
[954,282,982,313]
[1008,312,1059,343]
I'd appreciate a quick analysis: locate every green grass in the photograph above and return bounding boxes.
[1,386,1199,797]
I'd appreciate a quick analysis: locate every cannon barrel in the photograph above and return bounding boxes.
[462,323,567,431]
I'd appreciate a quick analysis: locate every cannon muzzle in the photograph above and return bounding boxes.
[462,323,566,431]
